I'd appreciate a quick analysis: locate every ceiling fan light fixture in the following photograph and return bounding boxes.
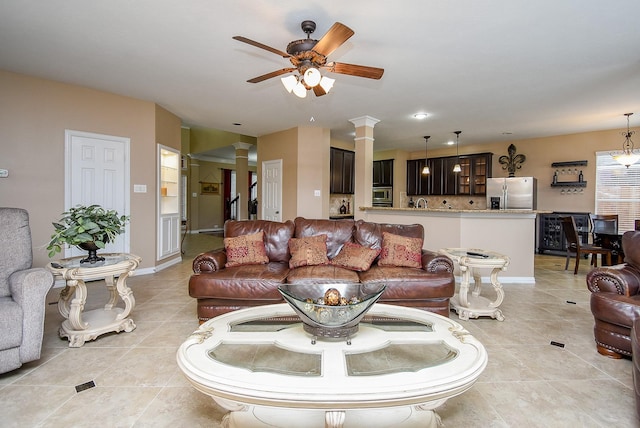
[319,75,335,93]
[281,75,298,93]
[303,67,322,87]
[292,81,307,98]
[611,113,639,168]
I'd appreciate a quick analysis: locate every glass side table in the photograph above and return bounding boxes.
[439,248,510,321]
[47,253,141,347]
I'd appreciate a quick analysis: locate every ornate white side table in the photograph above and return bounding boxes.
[47,253,141,347]
[439,248,510,321]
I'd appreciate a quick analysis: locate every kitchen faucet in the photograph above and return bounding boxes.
[415,198,427,209]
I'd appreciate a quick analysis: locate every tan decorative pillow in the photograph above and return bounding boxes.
[224,231,269,267]
[330,242,381,272]
[289,234,329,268]
[378,231,423,268]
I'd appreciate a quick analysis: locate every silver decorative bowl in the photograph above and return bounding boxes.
[278,283,386,341]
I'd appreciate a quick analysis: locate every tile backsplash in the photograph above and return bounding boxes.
[399,194,487,210]
[330,195,354,215]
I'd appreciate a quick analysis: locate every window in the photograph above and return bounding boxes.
[595,152,640,232]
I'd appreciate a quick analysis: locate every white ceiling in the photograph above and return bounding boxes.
[2,0,639,160]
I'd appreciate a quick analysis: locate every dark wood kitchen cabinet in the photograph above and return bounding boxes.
[538,212,590,255]
[407,153,492,196]
[330,148,355,194]
[373,159,394,187]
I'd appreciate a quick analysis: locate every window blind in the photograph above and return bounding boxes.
[595,152,640,232]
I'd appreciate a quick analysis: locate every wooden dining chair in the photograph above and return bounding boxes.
[560,216,612,274]
[590,214,618,237]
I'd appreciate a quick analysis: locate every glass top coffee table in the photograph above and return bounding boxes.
[177,303,487,428]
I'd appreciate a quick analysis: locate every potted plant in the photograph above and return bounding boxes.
[47,204,130,264]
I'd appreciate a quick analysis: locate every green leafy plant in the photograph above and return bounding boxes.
[47,204,130,258]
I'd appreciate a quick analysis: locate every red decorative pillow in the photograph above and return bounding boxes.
[289,234,329,268]
[330,242,381,271]
[378,231,423,268]
[224,231,269,267]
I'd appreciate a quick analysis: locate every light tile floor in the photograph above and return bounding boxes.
[1,234,638,427]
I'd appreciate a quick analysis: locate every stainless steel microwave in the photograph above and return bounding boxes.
[372,187,392,205]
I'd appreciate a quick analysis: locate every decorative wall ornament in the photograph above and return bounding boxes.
[498,144,526,177]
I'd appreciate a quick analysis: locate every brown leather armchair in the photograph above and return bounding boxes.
[586,230,640,358]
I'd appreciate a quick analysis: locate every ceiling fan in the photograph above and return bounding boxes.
[233,20,384,97]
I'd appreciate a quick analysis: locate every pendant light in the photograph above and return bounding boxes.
[421,136,431,175]
[611,113,639,168]
[452,131,462,173]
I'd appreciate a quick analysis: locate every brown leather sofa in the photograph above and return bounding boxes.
[189,217,455,323]
[586,230,640,358]
[632,318,640,417]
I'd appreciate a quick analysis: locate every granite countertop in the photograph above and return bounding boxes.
[359,206,549,214]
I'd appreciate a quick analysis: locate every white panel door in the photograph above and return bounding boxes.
[65,130,130,257]
[262,159,282,222]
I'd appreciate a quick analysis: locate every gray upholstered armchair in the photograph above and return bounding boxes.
[0,208,54,373]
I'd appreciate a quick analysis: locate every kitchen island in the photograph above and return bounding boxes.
[358,206,543,282]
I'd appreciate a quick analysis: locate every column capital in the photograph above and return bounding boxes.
[233,142,253,151]
[348,116,380,129]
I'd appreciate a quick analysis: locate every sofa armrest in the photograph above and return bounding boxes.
[586,264,640,296]
[192,249,227,273]
[9,268,54,361]
[422,250,454,273]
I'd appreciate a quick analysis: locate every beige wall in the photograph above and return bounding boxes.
[0,70,181,269]
[258,126,331,221]
[405,127,639,213]
[297,127,330,218]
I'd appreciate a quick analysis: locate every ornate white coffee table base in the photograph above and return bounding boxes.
[220,405,443,428]
[440,248,510,322]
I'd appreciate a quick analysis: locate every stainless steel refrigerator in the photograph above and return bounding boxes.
[486,177,537,210]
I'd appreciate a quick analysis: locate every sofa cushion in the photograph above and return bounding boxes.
[330,242,381,272]
[0,208,33,298]
[359,266,455,299]
[353,220,424,258]
[294,217,355,258]
[286,264,360,285]
[378,232,423,268]
[0,298,23,349]
[224,219,295,263]
[289,234,329,268]
[188,262,289,300]
[224,231,269,268]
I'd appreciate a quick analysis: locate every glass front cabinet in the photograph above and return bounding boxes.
[158,144,181,259]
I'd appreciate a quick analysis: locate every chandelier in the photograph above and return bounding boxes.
[611,113,639,168]
[452,131,462,173]
[421,136,430,175]
[281,67,335,98]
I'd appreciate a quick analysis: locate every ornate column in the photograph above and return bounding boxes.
[233,142,252,220]
[349,116,380,219]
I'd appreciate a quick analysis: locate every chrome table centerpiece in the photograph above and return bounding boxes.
[278,283,385,344]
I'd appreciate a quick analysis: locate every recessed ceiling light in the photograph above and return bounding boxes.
[413,113,429,119]
[446,140,455,145]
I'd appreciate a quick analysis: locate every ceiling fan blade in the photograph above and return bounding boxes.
[325,62,384,80]
[232,36,290,58]
[312,85,327,97]
[247,68,296,83]
[312,22,354,57]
